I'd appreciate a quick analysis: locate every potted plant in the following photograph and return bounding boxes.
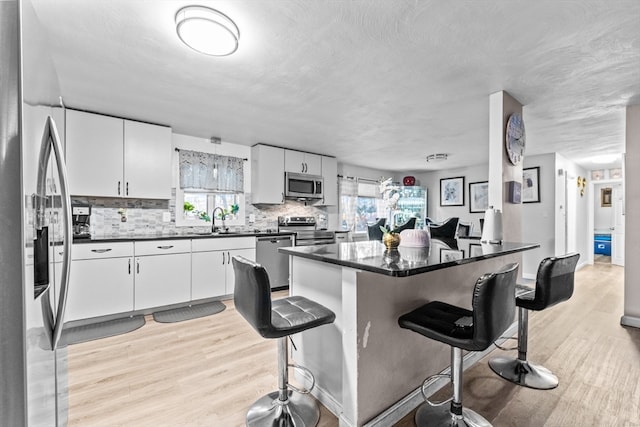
[380,225,401,250]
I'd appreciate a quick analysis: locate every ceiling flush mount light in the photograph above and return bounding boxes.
[175,6,240,56]
[589,154,619,164]
[426,153,448,162]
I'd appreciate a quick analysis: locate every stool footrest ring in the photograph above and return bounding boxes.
[287,363,315,394]
[420,374,452,406]
[494,336,518,351]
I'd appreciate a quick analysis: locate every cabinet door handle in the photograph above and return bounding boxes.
[91,248,112,253]
[118,181,121,195]
[126,182,129,196]
[222,252,226,265]
[281,192,284,203]
[156,245,174,250]
[128,258,131,274]
[136,259,140,274]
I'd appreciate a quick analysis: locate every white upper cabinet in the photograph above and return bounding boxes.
[66,110,123,197]
[252,144,285,204]
[124,120,172,199]
[65,109,172,199]
[319,156,338,206]
[285,150,321,175]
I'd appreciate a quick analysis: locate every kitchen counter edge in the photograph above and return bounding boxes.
[73,231,295,244]
[279,241,539,278]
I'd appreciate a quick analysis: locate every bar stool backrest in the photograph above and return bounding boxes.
[393,217,417,233]
[530,253,580,311]
[429,217,459,238]
[367,218,386,241]
[232,256,274,338]
[472,263,519,350]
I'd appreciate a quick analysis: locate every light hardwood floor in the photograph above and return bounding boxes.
[68,262,639,426]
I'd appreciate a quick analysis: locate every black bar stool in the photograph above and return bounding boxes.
[488,253,580,390]
[398,263,519,427]
[232,256,336,427]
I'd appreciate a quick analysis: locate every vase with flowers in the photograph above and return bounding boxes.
[379,177,400,228]
[380,225,401,249]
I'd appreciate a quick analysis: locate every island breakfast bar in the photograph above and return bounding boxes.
[279,238,539,427]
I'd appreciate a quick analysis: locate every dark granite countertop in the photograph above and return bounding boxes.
[73,231,294,244]
[279,238,539,277]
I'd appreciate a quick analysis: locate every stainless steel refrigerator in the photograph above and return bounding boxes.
[1,1,72,425]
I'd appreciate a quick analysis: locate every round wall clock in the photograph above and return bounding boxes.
[505,112,526,165]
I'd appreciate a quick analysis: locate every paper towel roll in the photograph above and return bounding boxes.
[481,208,503,243]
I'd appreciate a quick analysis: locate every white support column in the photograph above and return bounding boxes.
[622,104,640,328]
[488,91,523,243]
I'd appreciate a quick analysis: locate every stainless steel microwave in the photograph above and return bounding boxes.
[285,172,324,200]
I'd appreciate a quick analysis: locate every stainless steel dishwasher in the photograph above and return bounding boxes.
[256,235,293,289]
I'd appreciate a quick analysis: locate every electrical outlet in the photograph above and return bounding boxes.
[249,214,255,223]
[162,212,171,222]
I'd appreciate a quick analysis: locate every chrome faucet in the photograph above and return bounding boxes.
[211,207,226,232]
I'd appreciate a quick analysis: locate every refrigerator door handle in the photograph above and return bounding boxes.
[36,116,72,351]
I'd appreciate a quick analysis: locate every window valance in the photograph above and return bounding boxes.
[179,149,244,193]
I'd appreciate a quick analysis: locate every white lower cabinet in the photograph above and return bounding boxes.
[68,237,257,321]
[67,242,134,322]
[191,237,256,300]
[134,240,191,310]
[225,248,255,295]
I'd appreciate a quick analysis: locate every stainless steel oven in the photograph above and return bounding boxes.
[277,216,335,246]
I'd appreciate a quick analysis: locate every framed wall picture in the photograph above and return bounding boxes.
[601,187,612,207]
[440,176,465,206]
[469,243,483,258]
[440,248,464,263]
[522,167,540,203]
[469,181,488,213]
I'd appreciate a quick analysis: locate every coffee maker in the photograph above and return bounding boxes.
[72,203,92,239]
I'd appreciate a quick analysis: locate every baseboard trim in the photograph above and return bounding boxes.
[362,322,518,427]
[309,381,342,424]
[620,315,640,329]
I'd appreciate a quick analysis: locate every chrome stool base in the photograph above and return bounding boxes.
[488,356,558,390]
[415,403,492,427]
[246,390,319,427]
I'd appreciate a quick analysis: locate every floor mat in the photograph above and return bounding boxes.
[152,301,226,323]
[60,315,145,347]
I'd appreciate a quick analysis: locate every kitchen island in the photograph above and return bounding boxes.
[279,238,538,427]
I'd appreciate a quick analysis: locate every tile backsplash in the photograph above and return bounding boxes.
[73,189,329,237]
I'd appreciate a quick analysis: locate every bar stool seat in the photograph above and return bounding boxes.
[399,263,519,427]
[232,256,335,427]
[489,253,580,390]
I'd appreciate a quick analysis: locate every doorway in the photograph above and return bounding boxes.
[591,180,624,266]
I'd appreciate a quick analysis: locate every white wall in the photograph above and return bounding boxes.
[410,163,489,233]
[338,163,392,182]
[556,153,590,270]
[522,153,556,276]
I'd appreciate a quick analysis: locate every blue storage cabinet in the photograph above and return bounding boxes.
[594,234,611,256]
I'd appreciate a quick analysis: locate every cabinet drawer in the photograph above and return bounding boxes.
[192,236,255,252]
[135,239,191,256]
[72,242,134,260]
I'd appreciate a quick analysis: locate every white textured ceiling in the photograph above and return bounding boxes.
[31,0,640,172]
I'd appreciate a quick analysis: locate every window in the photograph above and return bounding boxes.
[176,148,245,228]
[178,190,244,227]
[339,178,385,233]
